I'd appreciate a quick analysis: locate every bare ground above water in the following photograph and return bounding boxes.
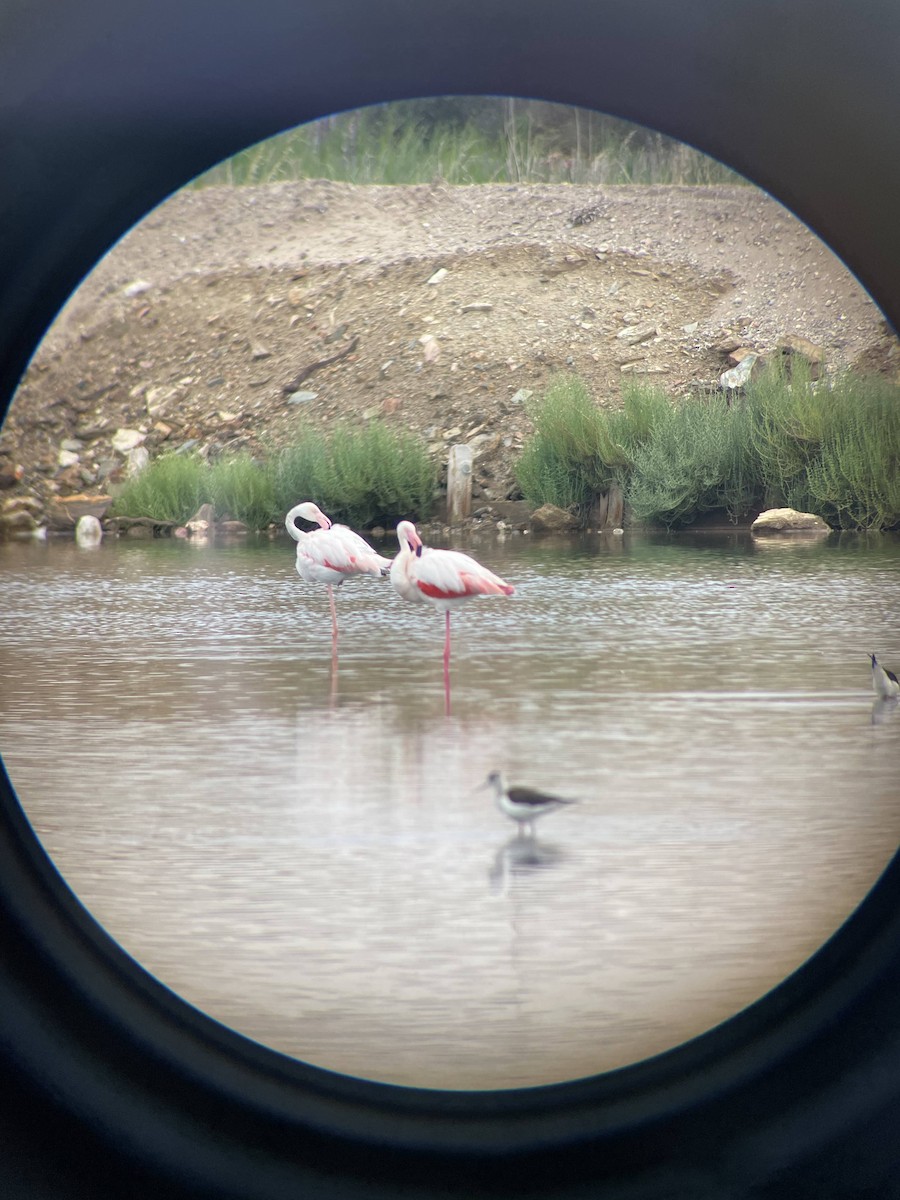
[2,180,897,530]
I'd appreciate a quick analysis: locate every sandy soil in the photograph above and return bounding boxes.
[2,180,896,526]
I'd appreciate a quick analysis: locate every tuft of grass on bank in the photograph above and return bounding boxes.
[748,359,900,530]
[192,100,743,189]
[109,423,436,530]
[109,452,207,523]
[516,366,900,530]
[271,421,436,529]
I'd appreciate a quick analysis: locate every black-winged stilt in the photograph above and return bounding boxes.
[481,770,577,837]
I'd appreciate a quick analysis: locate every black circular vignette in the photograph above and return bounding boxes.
[2,1,900,1197]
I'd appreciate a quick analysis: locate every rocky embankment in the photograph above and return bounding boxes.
[1,180,896,539]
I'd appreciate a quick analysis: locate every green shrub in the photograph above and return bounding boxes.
[515,364,900,531]
[270,421,435,529]
[109,453,207,523]
[516,375,626,513]
[626,392,760,527]
[268,427,330,516]
[207,454,278,529]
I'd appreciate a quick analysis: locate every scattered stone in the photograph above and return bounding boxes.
[719,353,760,390]
[111,428,146,453]
[420,334,441,363]
[60,438,83,453]
[751,507,831,534]
[58,449,80,468]
[381,396,402,415]
[682,322,699,334]
[426,268,448,285]
[0,463,24,489]
[468,432,502,457]
[616,322,658,346]
[47,493,112,530]
[778,334,826,378]
[510,388,533,405]
[287,390,318,404]
[217,520,249,537]
[185,502,215,537]
[2,494,41,515]
[0,501,40,537]
[250,339,272,360]
[75,515,103,546]
[530,503,579,533]
[123,280,152,298]
[126,446,150,475]
[461,302,494,313]
[144,386,178,415]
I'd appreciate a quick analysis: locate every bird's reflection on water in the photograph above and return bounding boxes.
[872,697,899,726]
[489,834,568,894]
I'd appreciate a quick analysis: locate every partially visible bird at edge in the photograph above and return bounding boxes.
[871,653,900,700]
[285,502,391,653]
[391,520,514,710]
[481,770,577,838]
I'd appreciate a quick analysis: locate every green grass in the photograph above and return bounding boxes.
[109,452,206,523]
[207,453,277,531]
[515,366,900,530]
[192,99,743,189]
[515,376,622,513]
[271,421,436,529]
[109,423,435,531]
[626,391,759,527]
[748,361,900,529]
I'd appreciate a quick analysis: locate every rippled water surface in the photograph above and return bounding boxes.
[1,528,898,1088]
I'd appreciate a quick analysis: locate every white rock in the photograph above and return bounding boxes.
[111,428,146,453]
[58,449,80,467]
[123,280,152,298]
[751,507,830,534]
[616,322,658,345]
[126,446,150,476]
[420,334,441,363]
[426,268,448,285]
[75,515,103,546]
[719,354,759,390]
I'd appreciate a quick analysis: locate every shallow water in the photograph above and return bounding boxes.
[0,528,898,1089]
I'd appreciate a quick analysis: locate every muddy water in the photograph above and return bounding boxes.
[0,529,898,1089]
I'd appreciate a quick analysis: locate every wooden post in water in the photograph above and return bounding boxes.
[446,444,473,525]
[605,484,624,529]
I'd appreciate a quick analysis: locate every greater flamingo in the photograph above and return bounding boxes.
[480,770,577,838]
[391,520,514,706]
[285,502,391,651]
[871,653,900,700]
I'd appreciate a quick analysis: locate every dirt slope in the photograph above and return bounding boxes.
[2,180,896,528]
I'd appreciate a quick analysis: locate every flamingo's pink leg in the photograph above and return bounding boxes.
[327,584,339,649]
[443,610,452,714]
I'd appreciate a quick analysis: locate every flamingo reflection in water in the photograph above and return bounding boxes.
[391,520,514,711]
[285,502,391,657]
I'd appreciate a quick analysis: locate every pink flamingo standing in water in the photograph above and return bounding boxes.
[285,502,391,653]
[392,520,514,708]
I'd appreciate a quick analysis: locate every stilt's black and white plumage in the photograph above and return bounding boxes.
[871,653,900,700]
[481,770,577,837]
